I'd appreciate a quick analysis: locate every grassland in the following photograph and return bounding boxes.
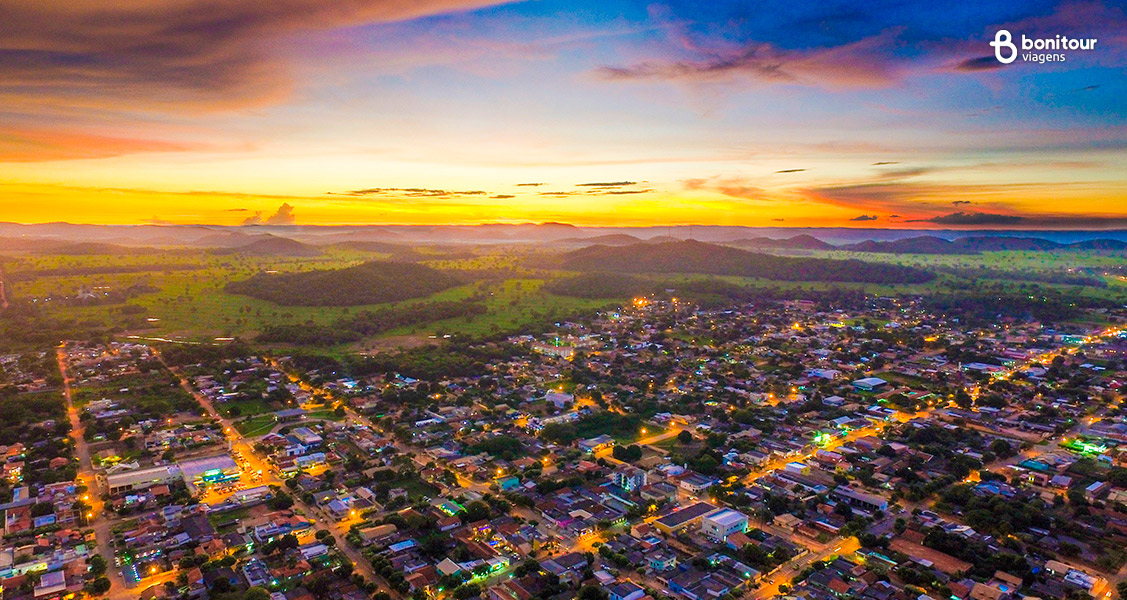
[3,249,607,349]
[4,245,1125,357]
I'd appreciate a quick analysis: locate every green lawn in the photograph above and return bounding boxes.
[222,398,275,417]
[305,409,346,422]
[235,415,276,437]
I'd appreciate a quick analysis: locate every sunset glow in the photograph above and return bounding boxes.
[3,0,1125,227]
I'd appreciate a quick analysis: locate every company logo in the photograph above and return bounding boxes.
[991,30,1018,63]
[991,29,1098,65]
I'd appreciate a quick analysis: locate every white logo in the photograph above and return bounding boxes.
[991,30,1017,64]
[990,29,1097,65]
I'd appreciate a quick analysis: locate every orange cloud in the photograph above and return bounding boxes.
[0,128,209,162]
[0,0,512,121]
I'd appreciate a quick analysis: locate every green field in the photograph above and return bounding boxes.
[3,249,611,351]
[5,245,1126,357]
[234,415,277,437]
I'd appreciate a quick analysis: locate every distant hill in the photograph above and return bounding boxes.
[557,234,645,246]
[0,237,66,252]
[331,241,407,253]
[957,236,1063,252]
[225,261,461,306]
[191,231,270,248]
[214,236,321,257]
[555,240,935,284]
[32,242,161,255]
[842,236,970,254]
[729,234,833,250]
[840,235,1127,254]
[1069,239,1127,250]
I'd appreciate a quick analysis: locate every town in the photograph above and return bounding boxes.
[3,291,1127,600]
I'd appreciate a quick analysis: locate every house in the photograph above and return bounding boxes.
[654,502,717,534]
[273,409,307,423]
[607,581,645,600]
[852,377,888,392]
[579,435,615,453]
[831,486,887,513]
[679,473,719,494]
[613,467,647,492]
[700,508,749,542]
[648,550,677,572]
[1086,480,1110,500]
[541,552,588,580]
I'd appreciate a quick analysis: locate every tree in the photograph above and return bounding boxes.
[677,430,693,444]
[612,444,642,462]
[88,554,107,576]
[453,583,481,600]
[245,588,270,600]
[87,577,111,595]
[990,439,1015,459]
[268,491,294,510]
[459,500,491,523]
[578,585,609,600]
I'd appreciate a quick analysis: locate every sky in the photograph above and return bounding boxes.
[1,0,1125,228]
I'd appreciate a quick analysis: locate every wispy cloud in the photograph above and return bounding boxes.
[0,127,210,162]
[596,29,906,89]
[332,188,489,198]
[0,0,512,161]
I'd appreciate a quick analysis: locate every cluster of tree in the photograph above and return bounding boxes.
[923,527,1031,580]
[0,304,116,351]
[225,260,462,306]
[553,240,936,284]
[539,411,642,445]
[937,484,1051,536]
[0,351,61,388]
[611,444,643,462]
[79,375,197,440]
[5,263,202,280]
[351,341,523,380]
[467,435,526,461]
[545,273,874,313]
[935,266,1108,288]
[257,300,487,346]
[543,273,650,299]
[159,341,253,366]
[0,389,66,446]
[921,288,1116,325]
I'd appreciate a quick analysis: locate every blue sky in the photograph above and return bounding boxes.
[0,0,1124,227]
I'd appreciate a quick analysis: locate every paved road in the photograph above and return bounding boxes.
[57,345,134,599]
[749,537,861,599]
[158,353,402,599]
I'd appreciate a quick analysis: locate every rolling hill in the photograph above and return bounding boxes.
[729,234,834,250]
[840,235,1127,254]
[555,240,935,284]
[225,261,461,306]
[213,236,322,256]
